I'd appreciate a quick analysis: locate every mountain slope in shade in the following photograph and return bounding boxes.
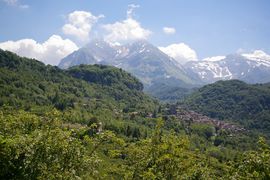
[58,39,198,88]
[185,51,270,84]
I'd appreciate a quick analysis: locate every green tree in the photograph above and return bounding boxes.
[231,137,270,179]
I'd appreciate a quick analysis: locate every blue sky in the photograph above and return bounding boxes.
[0,0,269,64]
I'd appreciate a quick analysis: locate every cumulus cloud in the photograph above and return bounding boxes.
[103,19,152,43]
[102,4,152,44]
[2,0,29,9]
[159,43,198,64]
[0,35,78,65]
[62,11,104,43]
[163,27,176,35]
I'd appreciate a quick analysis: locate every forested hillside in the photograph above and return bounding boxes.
[184,80,270,135]
[0,50,270,179]
[145,82,197,102]
[0,49,157,120]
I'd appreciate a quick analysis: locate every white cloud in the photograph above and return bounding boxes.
[203,56,226,62]
[163,27,176,35]
[103,19,152,43]
[62,11,104,43]
[102,4,152,44]
[159,43,198,64]
[3,0,29,9]
[0,35,78,65]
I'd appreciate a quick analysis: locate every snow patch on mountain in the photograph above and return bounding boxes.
[191,61,233,80]
[242,50,270,61]
[185,50,270,84]
[202,56,226,62]
[242,50,270,67]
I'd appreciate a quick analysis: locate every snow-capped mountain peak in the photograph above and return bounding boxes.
[185,51,270,84]
[58,39,195,87]
[242,50,270,61]
[58,40,270,86]
[242,50,270,67]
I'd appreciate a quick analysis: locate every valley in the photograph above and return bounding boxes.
[0,50,270,179]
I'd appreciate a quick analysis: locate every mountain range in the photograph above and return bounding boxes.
[59,40,199,89]
[58,39,270,97]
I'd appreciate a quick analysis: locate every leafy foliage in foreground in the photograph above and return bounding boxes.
[1,110,270,179]
[0,110,94,179]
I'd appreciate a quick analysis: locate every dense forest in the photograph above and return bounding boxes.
[1,50,270,179]
[183,80,270,136]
